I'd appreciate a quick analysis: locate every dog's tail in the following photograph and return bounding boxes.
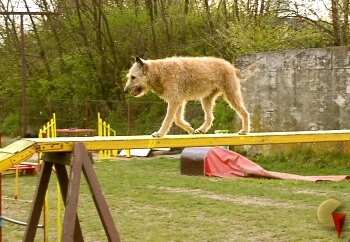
[236,57,263,82]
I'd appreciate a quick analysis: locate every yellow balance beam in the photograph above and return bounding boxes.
[26,129,350,152]
[1,130,350,172]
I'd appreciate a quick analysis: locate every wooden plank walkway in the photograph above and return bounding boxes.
[0,140,37,172]
[0,130,350,172]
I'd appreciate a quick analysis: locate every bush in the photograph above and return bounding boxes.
[212,99,236,132]
[1,113,19,137]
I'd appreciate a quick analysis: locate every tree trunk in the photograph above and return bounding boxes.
[72,0,97,70]
[341,0,349,45]
[159,0,171,42]
[134,0,139,16]
[93,0,109,99]
[184,0,189,15]
[221,0,229,28]
[331,0,344,45]
[41,0,66,72]
[260,0,265,15]
[146,0,158,55]
[204,0,214,35]
[233,0,240,22]
[0,3,20,57]
[23,0,53,80]
[95,0,125,101]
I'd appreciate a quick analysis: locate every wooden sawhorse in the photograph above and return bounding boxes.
[23,142,121,242]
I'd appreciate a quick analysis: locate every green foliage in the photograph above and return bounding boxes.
[127,95,167,135]
[215,16,332,57]
[252,149,350,174]
[1,113,19,137]
[212,99,236,132]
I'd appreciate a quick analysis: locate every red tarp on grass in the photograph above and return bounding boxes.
[204,147,350,182]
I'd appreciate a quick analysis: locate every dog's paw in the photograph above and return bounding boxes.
[151,132,164,138]
[238,129,249,135]
[186,126,194,134]
[194,129,205,134]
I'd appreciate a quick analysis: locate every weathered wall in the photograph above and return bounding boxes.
[236,47,350,133]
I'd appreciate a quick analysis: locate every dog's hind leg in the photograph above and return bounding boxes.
[224,88,250,135]
[174,101,194,134]
[152,102,180,137]
[195,91,220,134]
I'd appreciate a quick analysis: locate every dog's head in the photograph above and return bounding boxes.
[124,56,149,97]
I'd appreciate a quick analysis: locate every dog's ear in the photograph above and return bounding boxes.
[135,56,148,73]
[135,56,144,66]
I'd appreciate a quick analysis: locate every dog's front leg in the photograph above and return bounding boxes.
[152,102,180,137]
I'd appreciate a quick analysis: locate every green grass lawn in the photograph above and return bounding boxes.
[2,150,350,241]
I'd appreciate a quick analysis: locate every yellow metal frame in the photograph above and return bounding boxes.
[39,113,57,138]
[37,113,57,242]
[97,113,129,159]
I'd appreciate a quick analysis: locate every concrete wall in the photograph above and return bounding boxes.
[236,46,350,133]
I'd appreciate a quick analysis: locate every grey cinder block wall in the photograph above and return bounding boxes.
[235,47,350,133]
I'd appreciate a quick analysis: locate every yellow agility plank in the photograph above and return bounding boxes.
[24,129,350,152]
[0,140,37,172]
[0,130,350,173]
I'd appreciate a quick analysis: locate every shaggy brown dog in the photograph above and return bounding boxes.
[124,56,250,137]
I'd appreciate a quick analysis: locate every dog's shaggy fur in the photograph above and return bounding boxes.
[124,56,250,137]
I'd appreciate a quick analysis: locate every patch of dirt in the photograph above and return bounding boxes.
[292,189,350,198]
[293,189,330,196]
[149,186,313,209]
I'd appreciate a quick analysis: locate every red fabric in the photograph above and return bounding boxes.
[204,147,350,182]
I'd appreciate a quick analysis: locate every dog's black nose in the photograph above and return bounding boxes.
[124,88,128,93]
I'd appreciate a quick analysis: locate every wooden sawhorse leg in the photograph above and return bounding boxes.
[23,160,53,241]
[55,159,84,241]
[23,142,121,242]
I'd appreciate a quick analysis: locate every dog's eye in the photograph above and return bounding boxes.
[131,76,136,80]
